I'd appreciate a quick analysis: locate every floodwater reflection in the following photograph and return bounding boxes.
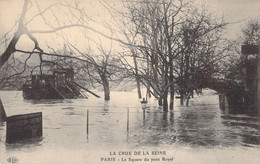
[0,90,259,163]
[5,137,43,152]
[130,102,260,148]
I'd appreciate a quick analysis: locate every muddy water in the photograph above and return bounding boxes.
[0,90,259,164]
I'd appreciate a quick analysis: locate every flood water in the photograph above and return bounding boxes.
[0,90,260,164]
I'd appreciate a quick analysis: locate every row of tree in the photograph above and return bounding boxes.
[0,0,259,112]
[104,0,229,111]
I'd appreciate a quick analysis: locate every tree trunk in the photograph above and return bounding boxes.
[103,86,110,101]
[124,34,142,99]
[158,97,163,106]
[147,85,151,98]
[164,7,174,111]
[136,75,142,99]
[180,93,184,106]
[102,77,110,101]
[186,97,190,106]
[169,62,174,110]
[150,18,160,100]
[0,0,28,68]
[170,89,174,110]
[0,35,20,68]
[163,92,168,112]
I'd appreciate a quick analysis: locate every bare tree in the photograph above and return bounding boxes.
[0,0,123,74]
[107,0,187,111]
[175,10,227,106]
[102,0,228,111]
[0,0,111,94]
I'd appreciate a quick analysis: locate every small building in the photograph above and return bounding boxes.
[23,68,87,99]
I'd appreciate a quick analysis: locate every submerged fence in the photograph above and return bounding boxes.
[84,104,221,142]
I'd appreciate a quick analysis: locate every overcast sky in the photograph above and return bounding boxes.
[0,0,259,53]
[199,0,260,39]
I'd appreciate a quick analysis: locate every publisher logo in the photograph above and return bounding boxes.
[7,157,19,163]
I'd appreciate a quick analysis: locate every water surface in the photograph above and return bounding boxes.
[0,90,259,164]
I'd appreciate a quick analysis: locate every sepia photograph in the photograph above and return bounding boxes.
[0,0,260,163]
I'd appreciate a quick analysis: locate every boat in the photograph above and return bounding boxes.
[22,68,87,99]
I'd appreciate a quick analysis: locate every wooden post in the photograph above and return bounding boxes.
[143,109,145,126]
[87,110,89,138]
[127,108,129,132]
[143,109,145,121]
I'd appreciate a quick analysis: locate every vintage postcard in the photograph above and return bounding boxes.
[0,0,260,164]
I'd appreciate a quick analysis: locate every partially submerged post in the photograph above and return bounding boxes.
[0,98,7,122]
[143,109,145,120]
[86,110,89,139]
[143,109,145,125]
[127,108,129,132]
